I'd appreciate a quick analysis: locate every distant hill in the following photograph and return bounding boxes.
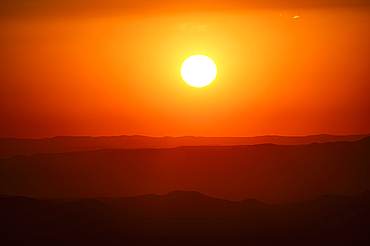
[0,190,369,246]
[0,133,368,159]
[0,137,369,203]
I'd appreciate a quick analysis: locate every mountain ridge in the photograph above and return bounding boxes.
[0,137,369,203]
[1,190,369,245]
[0,133,369,159]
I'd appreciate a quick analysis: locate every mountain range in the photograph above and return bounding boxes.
[0,133,368,159]
[1,190,369,245]
[0,136,369,203]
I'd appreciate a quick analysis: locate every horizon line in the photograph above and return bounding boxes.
[1,132,370,140]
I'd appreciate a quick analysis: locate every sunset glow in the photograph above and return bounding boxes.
[1,2,369,244]
[0,0,369,138]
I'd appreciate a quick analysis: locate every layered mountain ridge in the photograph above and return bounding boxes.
[1,190,369,246]
[1,133,369,159]
[1,136,369,203]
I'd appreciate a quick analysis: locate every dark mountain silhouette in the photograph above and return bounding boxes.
[0,133,368,159]
[0,190,369,246]
[0,137,369,203]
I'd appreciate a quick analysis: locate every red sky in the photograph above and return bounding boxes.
[1,0,369,138]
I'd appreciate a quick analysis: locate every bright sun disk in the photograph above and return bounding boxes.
[180,54,217,88]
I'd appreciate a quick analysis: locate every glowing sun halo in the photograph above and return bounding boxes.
[180,54,217,88]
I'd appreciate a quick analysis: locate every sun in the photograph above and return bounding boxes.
[180,54,217,88]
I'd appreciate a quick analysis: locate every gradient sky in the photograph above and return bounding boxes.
[1,0,369,138]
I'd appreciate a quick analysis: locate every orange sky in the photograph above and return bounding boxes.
[0,0,369,138]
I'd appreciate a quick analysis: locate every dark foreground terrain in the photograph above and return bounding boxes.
[0,190,369,245]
